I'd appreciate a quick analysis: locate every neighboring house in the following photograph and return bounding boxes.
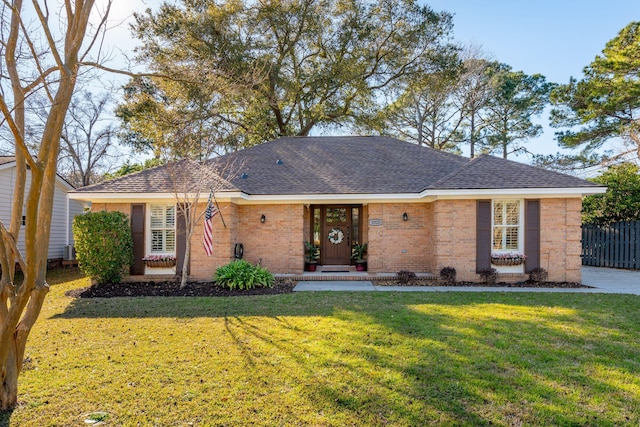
[0,156,84,261]
[69,137,606,282]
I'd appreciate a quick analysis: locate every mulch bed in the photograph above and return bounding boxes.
[65,278,297,298]
[66,277,592,299]
[375,279,592,288]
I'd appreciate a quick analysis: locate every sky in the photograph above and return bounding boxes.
[424,0,640,158]
[99,0,640,160]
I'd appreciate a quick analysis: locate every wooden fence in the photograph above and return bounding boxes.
[582,221,640,269]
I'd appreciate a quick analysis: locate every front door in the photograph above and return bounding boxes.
[322,206,352,265]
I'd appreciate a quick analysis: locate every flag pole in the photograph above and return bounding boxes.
[211,188,226,228]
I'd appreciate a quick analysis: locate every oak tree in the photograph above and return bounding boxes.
[117,0,456,154]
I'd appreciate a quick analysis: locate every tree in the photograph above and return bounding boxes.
[0,0,111,409]
[165,158,240,288]
[484,65,554,159]
[550,21,640,164]
[117,0,456,155]
[103,158,165,180]
[456,54,497,158]
[582,163,640,225]
[27,90,120,187]
[375,69,465,152]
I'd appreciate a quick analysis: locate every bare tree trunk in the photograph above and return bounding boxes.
[0,0,103,409]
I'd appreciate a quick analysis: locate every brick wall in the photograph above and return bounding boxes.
[540,198,582,282]
[91,203,131,217]
[366,203,432,273]
[431,199,477,281]
[235,204,305,274]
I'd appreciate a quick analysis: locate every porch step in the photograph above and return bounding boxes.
[276,272,437,282]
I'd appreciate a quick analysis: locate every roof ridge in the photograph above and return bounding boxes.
[425,154,480,189]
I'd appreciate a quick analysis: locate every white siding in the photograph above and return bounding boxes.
[0,164,81,260]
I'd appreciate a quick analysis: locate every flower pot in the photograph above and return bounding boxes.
[355,262,367,272]
[145,260,176,268]
[305,262,318,272]
[491,257,524,266]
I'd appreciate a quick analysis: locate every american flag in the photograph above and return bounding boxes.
[202,192,219,257]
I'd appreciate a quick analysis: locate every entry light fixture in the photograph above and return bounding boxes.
[260,214,266,223]
[402,212,408,221]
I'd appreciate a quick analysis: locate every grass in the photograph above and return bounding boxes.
[3,268,640,426]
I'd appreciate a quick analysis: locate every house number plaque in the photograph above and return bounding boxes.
[369,219,383,226]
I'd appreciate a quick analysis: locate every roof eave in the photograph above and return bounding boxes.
[71,186,607,205]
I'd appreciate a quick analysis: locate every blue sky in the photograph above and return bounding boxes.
[425,0,640,157]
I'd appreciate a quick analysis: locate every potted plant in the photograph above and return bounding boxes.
[351,243,368,271]
[304,241,320,272]
[490,252,527,266]
[142,254,176,268]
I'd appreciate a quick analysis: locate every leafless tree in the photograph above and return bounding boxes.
[0,0,112,409]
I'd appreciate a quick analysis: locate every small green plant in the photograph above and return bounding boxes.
[397,270,416,285]
[214,260,274,290]
[351,243,368,262]
[528,267,549,284]
[439,266,457,284]
[479,267,497,284]
[304,241,320,263]
[73,211,133,285]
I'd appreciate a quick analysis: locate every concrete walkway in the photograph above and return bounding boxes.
[293,266,640,295]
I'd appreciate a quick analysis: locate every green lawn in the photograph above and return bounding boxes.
[3,268,640,426]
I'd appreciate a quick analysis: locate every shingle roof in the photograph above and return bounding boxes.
[73,136,602,195]
[429,154,600,190]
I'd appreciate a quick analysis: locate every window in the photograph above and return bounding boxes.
[150,204,175,253]
[492,200,522,251]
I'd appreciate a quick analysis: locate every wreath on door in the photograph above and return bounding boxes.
[328,228,345,245]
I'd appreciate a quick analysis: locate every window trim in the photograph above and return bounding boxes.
[147,203,176,255]
[491,199,524,253]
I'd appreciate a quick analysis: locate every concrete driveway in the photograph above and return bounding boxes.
[294,267,640,295]
[581,266,640,295]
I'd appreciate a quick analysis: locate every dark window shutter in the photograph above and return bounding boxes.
[476,200,492,273]
[176,205,189,276]
[130,204,145,275]
[525,200,540,273]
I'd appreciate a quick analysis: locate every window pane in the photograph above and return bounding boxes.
[494,202,503,224]
[505,226,519,249]
[352,207,359,244]
[151,230,163,251]
[165,230,176,251]
[492,228,504,250]
[326,208,347,224]
[165,206,175,227]
[150,205,164,228]
[313,208,320,245]
[506,202,519,225]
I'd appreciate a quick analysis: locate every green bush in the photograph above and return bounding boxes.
[214,260,274,290]
[73,211,133,285]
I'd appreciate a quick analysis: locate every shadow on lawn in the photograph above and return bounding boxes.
[52,291,640,425]
[0,409,13,427]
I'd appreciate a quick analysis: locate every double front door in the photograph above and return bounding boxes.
[315,205,361,265]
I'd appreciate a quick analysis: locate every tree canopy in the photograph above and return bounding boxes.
[117,0,457,156]
[550,21,640,164]
[582,163,640,225]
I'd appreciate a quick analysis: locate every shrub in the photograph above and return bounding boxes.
[528,267,549,284]
[439,267,457,284]
[73,211,133,285]
[479,268,497,285]
[214,260,274,290]
[397,270,416,285]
